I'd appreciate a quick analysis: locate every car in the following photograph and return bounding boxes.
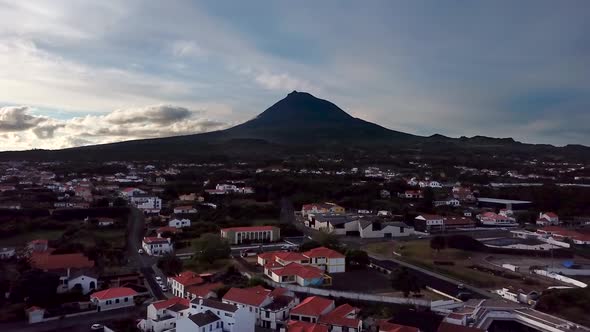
[138,249,144,254]
[457,283,465,290]
[91,324,104,330]
[157,279,164,285]
[161,285,168,292]
[155,276,162,282]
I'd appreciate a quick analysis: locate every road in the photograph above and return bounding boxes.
[127,207,165,300]
[0,307,145,332]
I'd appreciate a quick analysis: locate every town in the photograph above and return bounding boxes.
[0,157,589,332]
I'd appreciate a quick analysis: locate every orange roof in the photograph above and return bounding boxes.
[172,271,204,286]
[318,304,360,328]
[417,214,443,220]
[29,239,48,245]
[91,287,137,300]
[538,226,590,242]
[223,286,270,307]
[30,252,94,270]
[152,296,190,310]
[303,247,344,259]
[272,263,324,279]
[186,282,224,298]
[275,251,309,262]
[291,296,334,317]
[378,320,420,332]
[438,322,484,332]
[143,237,169,244]
[221,226,277,232]
[287,320,329,332]
[157,226,181,234]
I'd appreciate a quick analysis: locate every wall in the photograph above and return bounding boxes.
[533,270,588,288]
[547,268,590,276]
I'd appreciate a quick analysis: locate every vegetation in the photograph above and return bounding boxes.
[192,233,231,264]
[157,254,184,276]
[430,236,447,252]
[346,249,370,269]
[536,288,590,327]
[390,267,421,297]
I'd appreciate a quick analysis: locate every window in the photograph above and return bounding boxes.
[124,297,128,302]
[209,325,212,331]
[115,299,120,304]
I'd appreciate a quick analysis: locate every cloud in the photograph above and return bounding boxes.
[171,40,205,58]
[0,106,47,131]
[0,105,228,151]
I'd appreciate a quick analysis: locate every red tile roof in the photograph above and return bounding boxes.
[287,320,329,332]
[157,226,181,234]
[275,251,309,262]
[152,296,190,310]
[303,247,344,259]
[221,226,277,232]
[143,237,169,244]
[272,263,324,279]
[438,322,484,332]
[171,271,204,286]
[91,287,137,300]
[291,296,334,317]
[378,320,420,332]
[416,214,443,221]
[318,304,361,328]
[538,226,590,242]
[29,239,48,245]
[223,286,270,307]
[186,282,224,298]
[30,252,94,270]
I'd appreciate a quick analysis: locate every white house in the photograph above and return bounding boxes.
[289,296,335,323]
[138,297,191,332]
[169,218,191,228]
[120,187,146,198]
[142,237,173,256]
[130,196,162,213]
[187,298,256,332]
[67,270,98,294]
[303,247,346,273]
[0,247,15,260]
[537,212,559,226]
[90,287,137,312]
[414,214,445,232]
[176,310,222,332]
[478,212,518,226]
[168,271,205,298]
[358,221,413,238]
[173,206,198,214]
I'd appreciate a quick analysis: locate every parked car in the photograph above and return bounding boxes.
[91,324,104,330]
[161,285,168,292]
[155,276,162,282]
[138,249,144,254]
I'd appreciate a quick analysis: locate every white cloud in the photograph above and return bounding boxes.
[0,105,228,151]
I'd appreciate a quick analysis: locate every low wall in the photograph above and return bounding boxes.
[547,268,590,276]
[533,270,588,288]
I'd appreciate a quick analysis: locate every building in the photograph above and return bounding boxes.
[401,190,424,199]
[289,296,334,323]
[286,320,329,332]
[90,287,137,312]
[433,198,460,207]
[477,212,518,227]
[142,237,173,256]
[186,282,224,300]
[265,263,328,286]
[258,246,345,277]
[537,226,590,245]
[0,247,15,260]
[301,203,345,217]
[138,297,191,332]
[173,206,198,214]
[30,252,96,293]
[537,212,559,226]
[220,226,280,245]
[378,320,420,332]
[168,271,205,298]
[120,187,146,198]
[442,216,476,230]
[477,198,531,211]
[169,218,191,228]
[28,239,49,253]
[188,298,256,332]
[222,286,299,329]
[358,220,414,238]
[130,195,162,213]
[414,214,444,232]
[303,247,346,273]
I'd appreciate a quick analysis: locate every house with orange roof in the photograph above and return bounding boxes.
[537,212,560,226]
[318,303,362,332]
[378,320,420,332]
[303,247,346,273]
[258,246,346,277]
[90,287,137,312]
[290,296,335,323]
[186,281,223,300]
[168,271,205,298]
[139,296,191,332]
[287,320,329,332]
[301,203,345,217]
[142,236,173,256]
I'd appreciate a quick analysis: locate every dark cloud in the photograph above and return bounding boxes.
[104,105,193,125]
[0,106,46,131]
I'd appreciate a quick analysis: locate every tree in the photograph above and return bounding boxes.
[157,254,184,276]
[193,233,231,264]
[422,188,435,211]
[312,232,343,252]
[390,267,421,297]
[346,249,369,269]
[10,270,60,306]
[299,240,321,252]
[430,236,447,253]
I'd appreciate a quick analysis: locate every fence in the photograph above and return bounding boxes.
[533,270,588,288]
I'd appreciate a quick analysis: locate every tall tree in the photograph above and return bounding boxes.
[390,267,421,297]
[430,235,447,253]
[158,254,184,276]
[193,233,230,264]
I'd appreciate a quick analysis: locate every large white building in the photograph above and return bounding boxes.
[169,218,191,228]
[130,195,162,213]
[477,212,518,227]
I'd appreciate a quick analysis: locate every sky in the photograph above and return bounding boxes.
[1,0,589,151]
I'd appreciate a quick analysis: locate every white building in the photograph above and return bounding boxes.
[173,206,198,214]
[478,212,518,226]
[0,247,15,260]
[537,212,559,226]
[67,270,98,294]
[130,196,162,213]
[142,237,173,256]
[169,218,191,228]
[303,247,346,273]
[187,298,256,332]
[90,287,137,312]
[138,297,191,332]
[120,187,146,198]
[358,220,413,238]
[168,271,205,298]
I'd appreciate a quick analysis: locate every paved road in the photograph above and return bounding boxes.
[0,307,145,332]
[127,208,165,300]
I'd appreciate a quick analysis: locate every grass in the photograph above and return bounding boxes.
[0,230,65,247]
[184,258,234,273]
[365,240,507,288]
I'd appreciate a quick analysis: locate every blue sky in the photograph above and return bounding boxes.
[0,0,589,150]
